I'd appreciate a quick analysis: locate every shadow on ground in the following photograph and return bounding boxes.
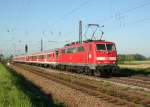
[113,68,150,77]
[7,66,65,107]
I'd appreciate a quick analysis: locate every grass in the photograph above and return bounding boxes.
[0,63,65,107]
[118,60,150,65]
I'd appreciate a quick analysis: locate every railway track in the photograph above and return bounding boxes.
[11,63,150,107]
[13,63,150,92]
[107,77,150,90]
[132,76,150,82]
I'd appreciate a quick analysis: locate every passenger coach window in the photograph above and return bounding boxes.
[42,55,45,59]
[47,54,51,59]
[33,56,37,59]
[39,55,44,59]
[96,44,106,50]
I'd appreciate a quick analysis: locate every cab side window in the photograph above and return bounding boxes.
[77,46,84,52]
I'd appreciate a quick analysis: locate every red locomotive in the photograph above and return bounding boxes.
[13,22,119,76]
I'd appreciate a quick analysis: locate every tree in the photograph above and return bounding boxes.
[0,54,4,62]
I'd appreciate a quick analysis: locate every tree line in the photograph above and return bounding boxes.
[118,54,149,62]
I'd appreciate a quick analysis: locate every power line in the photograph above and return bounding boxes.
[125,17,150,26]
[119,1,150,15]
[104,0,150,24]
[50,0,91,27]
[48,0,92,42]
[108,17,150,32]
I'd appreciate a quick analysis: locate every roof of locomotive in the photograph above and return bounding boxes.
[63,40,114,48]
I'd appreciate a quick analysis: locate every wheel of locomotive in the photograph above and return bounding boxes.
[94,69,101,77]
[76,67,83,74]
[56,65,59,70]
[70,66,74,72]
[88,69,93,76]
[66,66,71,72]
[60,65,65,71]
[63,65,67,71]
[84,67,91,75]
[112,66,120,76]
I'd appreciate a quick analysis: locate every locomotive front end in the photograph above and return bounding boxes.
[94,42,119,75]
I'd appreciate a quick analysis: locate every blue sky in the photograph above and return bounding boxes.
[0,0,150,57]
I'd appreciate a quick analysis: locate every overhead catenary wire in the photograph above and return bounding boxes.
[4,0,150,57]
[49,0,150,41]
[103,0,150,25]
[119,0,150,15]
[50,0,91,27]
[125,17,150,26]
[100,0,150,32]
[48,0,92,43]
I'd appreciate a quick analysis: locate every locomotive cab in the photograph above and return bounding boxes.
[94,41,119,75]
[96,42,116,64]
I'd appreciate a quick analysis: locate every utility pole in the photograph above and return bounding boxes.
[25,44,28,54]
[79,20,82,43]
[41,38,43,52]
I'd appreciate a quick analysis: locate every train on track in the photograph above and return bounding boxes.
[13,22,119,76]
[13,40,119,76]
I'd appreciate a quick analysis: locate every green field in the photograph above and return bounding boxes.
[0,63,64,107]
[123,60,150,64]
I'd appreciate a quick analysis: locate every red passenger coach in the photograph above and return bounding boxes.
[13,50,58,68]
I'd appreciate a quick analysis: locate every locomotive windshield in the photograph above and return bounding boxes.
[96,44,115,51]
[106,44,116,51]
